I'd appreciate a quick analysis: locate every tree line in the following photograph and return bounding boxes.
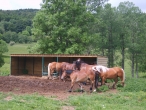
[0,9,38,43]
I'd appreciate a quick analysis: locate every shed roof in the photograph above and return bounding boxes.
[10,54,106,58]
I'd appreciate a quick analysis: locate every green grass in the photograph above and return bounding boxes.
[4,43,31,56]
[0,93,61,110]
[67,91,146,110]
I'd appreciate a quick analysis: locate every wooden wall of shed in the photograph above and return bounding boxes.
[11,57,18,75]
[33,57,42,76]
[11,57,42,76]
[97,57,108,67]
[44,57,97,64]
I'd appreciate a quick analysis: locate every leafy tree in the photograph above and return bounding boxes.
[95,4,117,67]
[115,2,132,69]
[0,9,38,43]
[32,0,94,54]
[0,40,8,67]
[2,31,18,43]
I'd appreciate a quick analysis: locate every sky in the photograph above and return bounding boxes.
[108,0,146,12]
[0,0,145,12]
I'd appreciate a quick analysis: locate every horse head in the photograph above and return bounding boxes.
[75,58,82,70]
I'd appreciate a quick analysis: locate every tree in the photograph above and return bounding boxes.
[123,2,143,78]
[95,4,117,67]
[31,0,94,54]
[0,40,8,67]
[115,2,132,69]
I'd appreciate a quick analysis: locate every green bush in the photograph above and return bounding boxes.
[9,41,15,46]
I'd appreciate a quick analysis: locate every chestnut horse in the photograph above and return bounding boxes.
[92,65,125,88]
[48,62,66,79]
[48,62,77,79]
[61,64,99,93]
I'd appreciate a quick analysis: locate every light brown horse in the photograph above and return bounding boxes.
[61,64,99,93]
[92,65,125,88]
[48,62,65,79]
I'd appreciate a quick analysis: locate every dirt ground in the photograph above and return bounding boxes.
[0,75,94,100]
[0,75,117,100]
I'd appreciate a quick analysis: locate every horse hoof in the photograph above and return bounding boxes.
[93,89,96,92]
[81,90,84,93]
[68,90,72,92]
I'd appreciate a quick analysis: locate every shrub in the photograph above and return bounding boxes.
[9,41,15,46]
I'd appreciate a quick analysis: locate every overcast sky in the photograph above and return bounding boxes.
[0,0,145,12]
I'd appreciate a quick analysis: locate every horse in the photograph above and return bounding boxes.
[92,65,125,88]
[61,64,99,93]
[48,62,66,79]
[60,62,78,81]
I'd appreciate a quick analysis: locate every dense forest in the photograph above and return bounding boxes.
[0,9,38,43]
[0,0,146,77]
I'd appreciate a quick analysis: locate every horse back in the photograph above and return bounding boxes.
[112,67,124,77]
[70,70,89,83]
[56,62,66,71]
[62,62,75,71]
[49,62,57,69]
[81,65,96,78]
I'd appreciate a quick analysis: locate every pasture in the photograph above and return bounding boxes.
[0,43,146,110]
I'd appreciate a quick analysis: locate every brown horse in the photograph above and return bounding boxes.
[92,65,125,88]
[48,62,66,79]
[61,64,99,93]
[62,62,76,71]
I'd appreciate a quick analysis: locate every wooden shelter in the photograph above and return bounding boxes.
[10,54,108,77]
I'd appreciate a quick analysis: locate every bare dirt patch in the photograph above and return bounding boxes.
[0,75,118,100]
[0,75,93,100]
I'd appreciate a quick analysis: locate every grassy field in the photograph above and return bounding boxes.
[0,43,32,75]
[0,43,146,110]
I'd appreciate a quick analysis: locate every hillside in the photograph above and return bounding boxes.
[0,9,38,43]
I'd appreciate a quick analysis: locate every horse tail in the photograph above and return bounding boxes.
[120,68,125,87]
[48,63,51,79]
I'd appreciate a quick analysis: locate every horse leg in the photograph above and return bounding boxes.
[94,73,99,92]
[58,70,62,80]
[101,77,106,85]
[78,83,84,93]
[69,81,74,92]
[112,77,118,89]
[90,80,95,93]
[99,77,102,86]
